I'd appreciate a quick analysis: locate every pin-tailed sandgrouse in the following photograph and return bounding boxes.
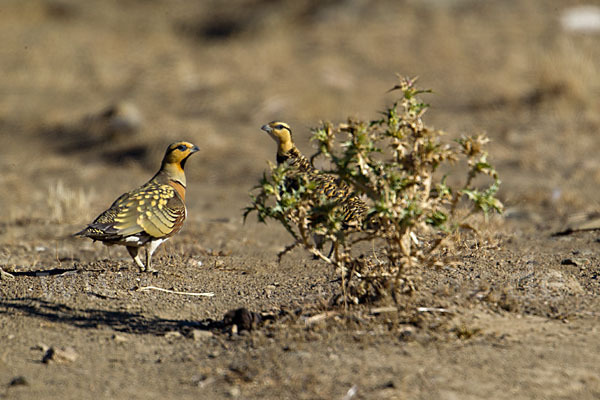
[261,121,367,243]
[75,141,199,272]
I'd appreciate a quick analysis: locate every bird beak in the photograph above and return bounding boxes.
[190,145,200,153]
[261,124,272,133]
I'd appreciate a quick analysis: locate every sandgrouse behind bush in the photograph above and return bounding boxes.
[261,121,367,252]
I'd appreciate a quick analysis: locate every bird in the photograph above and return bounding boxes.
[75,141,200,273]
[260,121,367,252]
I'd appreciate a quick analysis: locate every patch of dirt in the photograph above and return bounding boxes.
[1,0,600,399]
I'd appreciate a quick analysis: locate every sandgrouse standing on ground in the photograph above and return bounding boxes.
[75,141,199,272]
[261,121,367,250]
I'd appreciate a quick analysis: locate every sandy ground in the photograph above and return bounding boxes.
[1,0,600,399]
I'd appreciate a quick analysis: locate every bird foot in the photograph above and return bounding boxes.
[138,266,158,274]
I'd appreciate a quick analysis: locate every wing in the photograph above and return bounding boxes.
[314,174,367,226]
[341,196,368,227]
[315,175,350,202]
[79,183,185,241]
[112,184,185,238]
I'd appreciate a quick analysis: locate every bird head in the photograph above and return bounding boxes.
[162,141,200,170]
[261,121,293,154]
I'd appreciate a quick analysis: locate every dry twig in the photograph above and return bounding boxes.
[136,285,214,297]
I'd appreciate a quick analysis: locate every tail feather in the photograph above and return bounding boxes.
[73,223,122,241]
[73,227,90,237]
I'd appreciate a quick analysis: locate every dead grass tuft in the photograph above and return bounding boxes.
[47,180,94,224]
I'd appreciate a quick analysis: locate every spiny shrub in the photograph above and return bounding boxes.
[245,76,502,304]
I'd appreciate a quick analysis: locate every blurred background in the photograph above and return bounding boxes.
[0,0,599,230]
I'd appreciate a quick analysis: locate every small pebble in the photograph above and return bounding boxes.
[208,351,220,358]
[228,386,241,398]
[112,334,128,343]
[164,331,182,339]
[42,347,78,364]
[265,284,277,292]
[33,343,49,352]
[561,258,588,266]
[192,330,213,341]
[9,376,28,387]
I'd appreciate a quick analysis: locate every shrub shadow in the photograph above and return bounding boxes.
[0,297,222,336]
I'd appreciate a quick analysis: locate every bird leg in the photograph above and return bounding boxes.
[312,233,327,260]
[145,239,166,274]
[126,246,146,272]
[326,242,335,259]
[312,234,335,260]
[313,233,325,250]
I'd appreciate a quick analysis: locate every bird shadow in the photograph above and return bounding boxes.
[0,297,223,336]
[9,268,79,277]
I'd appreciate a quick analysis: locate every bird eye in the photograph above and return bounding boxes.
[275,124,286,130]
[177,144,188,151]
